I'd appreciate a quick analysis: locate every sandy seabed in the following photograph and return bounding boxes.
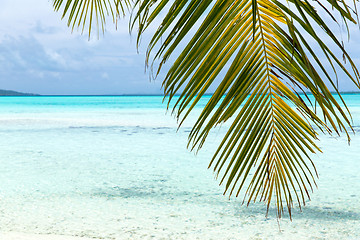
[0,96,359,240]
[0,232,101,240]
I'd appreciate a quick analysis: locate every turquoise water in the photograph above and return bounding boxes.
[0,95,359,239]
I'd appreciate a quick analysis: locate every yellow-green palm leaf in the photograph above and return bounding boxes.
[54,0,360,218]
[132,0,360,218]
[53,0,130,37]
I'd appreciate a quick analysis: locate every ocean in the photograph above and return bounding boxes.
[0,95,359,239]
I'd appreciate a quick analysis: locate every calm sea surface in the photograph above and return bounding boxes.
[0,95,359,239]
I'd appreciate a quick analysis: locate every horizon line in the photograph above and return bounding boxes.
[2,91,360,97]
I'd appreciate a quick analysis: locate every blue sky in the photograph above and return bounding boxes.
[0,0,165,95]
[1,1,360,95]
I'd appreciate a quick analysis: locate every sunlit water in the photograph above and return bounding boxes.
[0,95,359,239]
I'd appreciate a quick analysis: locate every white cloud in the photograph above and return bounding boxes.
[45,49,67,68]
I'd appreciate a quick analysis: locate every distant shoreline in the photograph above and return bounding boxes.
[0,89,39,96]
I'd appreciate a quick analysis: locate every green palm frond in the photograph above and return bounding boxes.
[54,0,360,219]
[132,0,360,218]
[53,0,130,37]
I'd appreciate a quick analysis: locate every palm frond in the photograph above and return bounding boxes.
[132,0,360,218]
[53,0,130,38]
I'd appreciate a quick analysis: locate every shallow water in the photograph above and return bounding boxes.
[0,95,359,239]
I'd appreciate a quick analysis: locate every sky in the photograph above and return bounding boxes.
[0,0,165,95]
[1,0,360,95]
